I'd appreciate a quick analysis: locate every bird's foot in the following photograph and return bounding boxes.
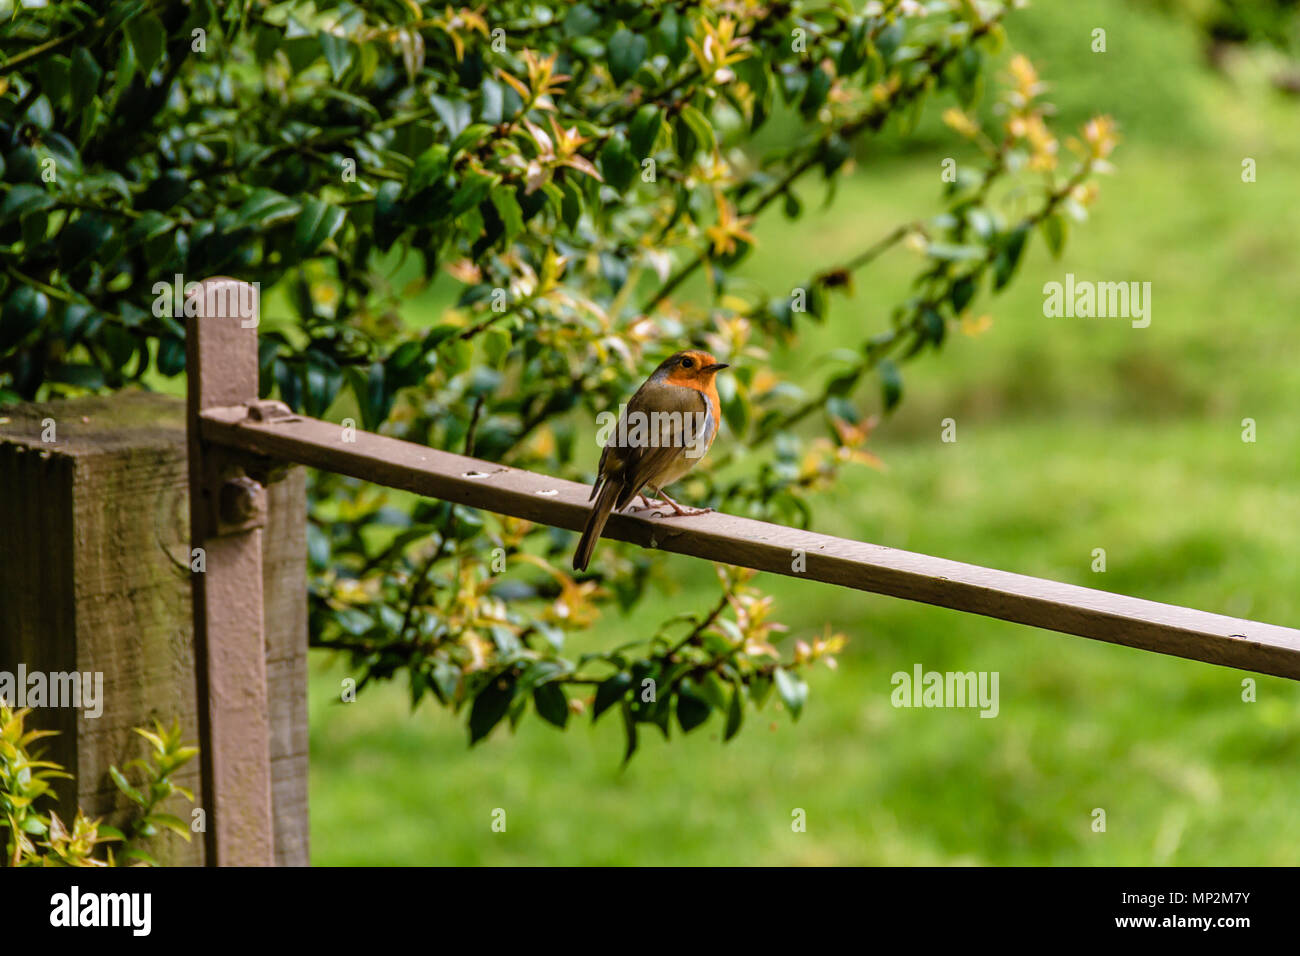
[654,506,712,518]
[649,493,712,518]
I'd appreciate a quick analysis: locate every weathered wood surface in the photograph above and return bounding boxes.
[264,467,309,867]
[202,404,1300,681]
[0,391,308,865]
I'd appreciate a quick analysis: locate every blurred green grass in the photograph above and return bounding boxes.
[309,0,1300,865]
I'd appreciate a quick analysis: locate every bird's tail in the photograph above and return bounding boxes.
[573,478,622,571]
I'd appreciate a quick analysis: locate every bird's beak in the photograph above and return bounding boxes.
[703,363,730,373]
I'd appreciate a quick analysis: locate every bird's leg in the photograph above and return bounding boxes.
[650,489,712,518]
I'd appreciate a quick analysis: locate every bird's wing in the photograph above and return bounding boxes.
[611,382,710,508]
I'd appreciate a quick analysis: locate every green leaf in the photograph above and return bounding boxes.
[48,362,105,390]
[407,144,450,195]
[108,765,147,806]
[4,146,39,184]
[127,210,173,244]
[1,184,54,224]
[724,684,744,741]
[658,6,685,56]
[489,184,524,241]
[449,170,497,216]
[428,94,471,138]
[532,682,569,728]
[344,361,386,430]
[432,661,461,701]
[0,286,49,352]
[468,673,516,744]
[564,4,600,37]
[838,17,869,76]
[599,133,636,193]
[993,225,1029,291]
[608,28,648,85]
[628,104,662,158]
[819,133,852,178]
[451,123,495,157]
[293,198,346,257]
[318,31,354,81]
[621,699,638,763]
[826,366,862,397]
[773,667,808,721]
[673,114,697,160]
[147,812,193,842]
[720,377,750,436]
[236,188,300,227]
[34,56,70,108]
[878,358,903,412]
[479,77,505,123]
[698,672,731,710]
[592,671,632,722]
[111,32,137,104]
[950,274,976,313]
[921,306,946,348]
[875,21,904,62]
[126,13,166,77]
[482,325,511,368]
[20,209,47,247]
[303,351,342,417]
[560,176,583,230]
[156,337,185,376]
[678,104,715,154]
[676,679,711,733]
[800,65,831,116]
[61,303,95,342]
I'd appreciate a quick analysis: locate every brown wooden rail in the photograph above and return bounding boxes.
[199,402,1300,681]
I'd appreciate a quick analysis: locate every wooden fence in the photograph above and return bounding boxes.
[4,276,1299,865]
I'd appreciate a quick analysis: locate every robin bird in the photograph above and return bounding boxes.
[572,349,729,571]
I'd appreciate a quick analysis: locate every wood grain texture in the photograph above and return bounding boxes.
[0,391,308,865]
[263,467,309,867]
[201,405,1300,681]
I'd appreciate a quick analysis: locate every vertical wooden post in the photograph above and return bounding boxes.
[186,277,274,866]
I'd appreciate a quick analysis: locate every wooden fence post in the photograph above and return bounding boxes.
[0,391,309,864]
[185,277,277,865]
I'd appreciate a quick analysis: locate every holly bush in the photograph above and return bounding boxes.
[0,1,1114,756]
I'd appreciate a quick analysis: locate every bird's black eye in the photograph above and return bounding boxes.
[681,356,694,368]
